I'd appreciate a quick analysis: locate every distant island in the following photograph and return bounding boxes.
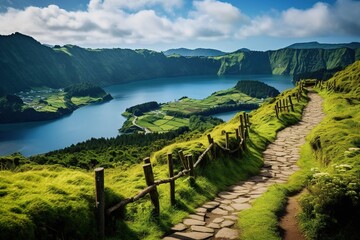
[0,83,112,123]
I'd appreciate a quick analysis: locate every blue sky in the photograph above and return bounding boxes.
[0,0,359,51]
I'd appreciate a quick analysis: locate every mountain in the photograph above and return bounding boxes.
[0,33,219,94]
[286,41,360,50]
[1,33,359,94]
[217,47,359,75]
[163,48,226,57]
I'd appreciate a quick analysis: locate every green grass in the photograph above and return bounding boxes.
[0,166,97,239]
[0,86,307,239]
[71,96,102,106]
[238,61,360,240]
[124,87,263,133]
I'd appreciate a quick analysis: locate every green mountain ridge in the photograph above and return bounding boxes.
[286,41,360,50]
[1,32,359,94]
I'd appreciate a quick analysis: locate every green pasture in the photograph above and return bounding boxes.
[137,113,189,132]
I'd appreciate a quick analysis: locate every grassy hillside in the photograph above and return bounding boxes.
[298,61,360,240]
[237,61,360,240]
[0,84,308,239]
[1,33,358,94]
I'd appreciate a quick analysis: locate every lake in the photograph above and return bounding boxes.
[0,75,293,156]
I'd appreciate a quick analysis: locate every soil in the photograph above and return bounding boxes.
[280,191,306,240]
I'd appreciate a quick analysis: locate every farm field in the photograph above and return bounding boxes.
[137,113,189,132]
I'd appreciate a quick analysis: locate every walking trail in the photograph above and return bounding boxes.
[163,92,325,240]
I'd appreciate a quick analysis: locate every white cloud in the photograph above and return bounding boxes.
[237,0,360,38]
[0,0,359,47]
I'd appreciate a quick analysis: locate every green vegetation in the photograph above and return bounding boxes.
[298,61,360,240]
[0,83,307,239]
[0,94,24,112]
[121,84,263,133]
[0,84,112,123]
[1,32,358,94]
[292,67,344,83]
[238,61,360,240]
[64,82,108,98]
[125,101,160,116]
[29,127,190,168]
[235,80,280,98]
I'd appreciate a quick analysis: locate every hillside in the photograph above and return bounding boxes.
[1,33,359,94]
[163,48,227,57]
[286,41,360,50]
[0,81,308,239]
[0,33,219,94]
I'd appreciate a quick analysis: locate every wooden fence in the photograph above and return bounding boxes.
[274,82,305,118]
[94,112,251,239]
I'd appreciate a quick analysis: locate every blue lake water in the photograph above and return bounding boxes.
[0,75,294,156]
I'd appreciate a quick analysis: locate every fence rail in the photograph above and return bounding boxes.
[94,112,251,238]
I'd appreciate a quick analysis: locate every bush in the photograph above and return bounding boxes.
[300,166,360,239]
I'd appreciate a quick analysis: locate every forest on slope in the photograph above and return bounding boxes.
[1,32,359,94]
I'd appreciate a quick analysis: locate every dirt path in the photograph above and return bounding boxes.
[279,190,306,240]
[163,92,325,240]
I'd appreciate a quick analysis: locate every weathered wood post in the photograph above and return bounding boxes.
[279,100,282,112]
[225,132,230,149]
[246,113,250,128]
[285,99,289,112]
[207,134,215,159]
[239,115,244,140]
[167,153,176,206]
[187,155,195,184]
[282,99,286,112]
[235,128,240,141]
[207,134,213,145]
[246,113,250,139]
[275,105,279,118]
[143,161,160,218]
[288,95,294,112]
[178,150,188,169]
[243,112,247,129]
[95,167,105,240]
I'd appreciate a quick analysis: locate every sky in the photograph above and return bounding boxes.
[0,0,359,51]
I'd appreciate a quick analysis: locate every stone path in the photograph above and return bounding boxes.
[163,92,325,240]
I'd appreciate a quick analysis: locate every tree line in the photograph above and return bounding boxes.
[235,80,280,98]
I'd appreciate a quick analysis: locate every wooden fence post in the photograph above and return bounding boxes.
[282,99,286,112]
[275,105,279,118]
[187,155,195,182]
[235,128,240,141]
[167,153,176,206]
[246,113,250,128]
[95,168,105,240]
[239,115,244,139]
[288,95,294,112]
[207,134,215,159]
[178,150,188,169]
[279,100,282,112]
[243,112,247,129]
[207,134,214,145]
[225,132,230,149]
[143,162,160,218]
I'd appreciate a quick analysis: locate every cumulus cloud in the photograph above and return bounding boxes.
[237,0,360,38]
[0,0,359,47]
